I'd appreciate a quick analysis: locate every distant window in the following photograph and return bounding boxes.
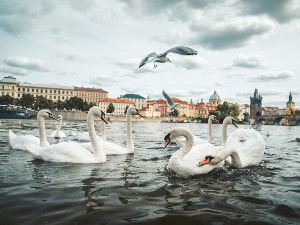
[62,96,64,99]
[54,90,56,94]
[67,91,69,94]
[18,88,20,91]
[18,93,20,97]
[50,90,52,93]
[50,95,52,99]
[71,91,73,95]
[54,96,56,99]
[32,89,34,92]
[45,90,48,93]
[36,89,38,92]
[23,88,25,92]
[58,96,60,100]
[12,86,15,90]
[58,90,60,94]
[27,88,29,92]
[62,91,65,94]
[41,89,43,93]
[1,85,4,89]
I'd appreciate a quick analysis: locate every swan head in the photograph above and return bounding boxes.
[57,115,62,121]
[199,154,221,166]
[224,116,238,128]
[163,133,171,149]
[38,109,56,120]
[209,115,219,123]
[128,106,143,117]
[90,106,108,124]
[163,127,191,149]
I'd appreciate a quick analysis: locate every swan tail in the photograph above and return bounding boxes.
[23,143,42,159]
[9,130,17,141]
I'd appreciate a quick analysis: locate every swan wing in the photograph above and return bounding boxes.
[10,134,40,150]
[9,130,17,141]
[78,140,128,155]
[225,129,265,166]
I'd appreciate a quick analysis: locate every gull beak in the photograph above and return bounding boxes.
[199,158,211,166]
[163,138,170,149]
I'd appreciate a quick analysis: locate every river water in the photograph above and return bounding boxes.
[0,119,299,224]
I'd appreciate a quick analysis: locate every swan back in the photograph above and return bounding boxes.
[225,129,265,166]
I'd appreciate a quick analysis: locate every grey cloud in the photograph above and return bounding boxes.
[56,53,79,60]
[4,57,53,72]
[232,54,268,69]
[189,88,208,95]
[238,0,300,24]
[121,86,144,94]
[0,64,29,76]
[41,0,56,14]
[248,70,296,82]
[68,0,96,13]
[190,18,274,50]
[172,55,210,70]
[0,15,37,36]
[89,75,122,87]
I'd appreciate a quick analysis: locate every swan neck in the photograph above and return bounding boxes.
[55,119,62,136]
[208,117,212,143]
[87,111,105,158]
[219,147,244,168]
[175,129,194,159]
[37,114,49,147]
[126,112,134,152]
[101,122,106,141]
[222,121,228,148]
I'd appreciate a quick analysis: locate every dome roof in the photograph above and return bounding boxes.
[209,91,221,100]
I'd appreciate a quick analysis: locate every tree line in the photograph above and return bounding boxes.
[0,94,96,111]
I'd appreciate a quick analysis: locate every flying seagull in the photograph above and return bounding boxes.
[162,90,179,113]
[139,46,197,69]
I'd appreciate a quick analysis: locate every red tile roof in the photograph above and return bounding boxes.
[99,98,134,104]
[75,86,108,93]
[171,98,188,105]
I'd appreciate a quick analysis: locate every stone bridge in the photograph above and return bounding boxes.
[255,114,300,126]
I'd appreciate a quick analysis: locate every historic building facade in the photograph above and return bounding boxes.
[99,98,134,115]
[121,94,146,109]
[286,91,295,110]
[250,88,262,116]
[74,86,108,104]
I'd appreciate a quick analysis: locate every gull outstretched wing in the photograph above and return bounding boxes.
[158,46,197,58]
[162,90,174,107]
[139,52,158,68]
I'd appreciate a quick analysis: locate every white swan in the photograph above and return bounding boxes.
[78,106,142,155]
[163,127,224,178]
[224,123,265,167]
[9,110,56,150]
[49,115,66,138]
[23,107,108,163]
[174,115,220,147]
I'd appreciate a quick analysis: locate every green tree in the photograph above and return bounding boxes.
[20,94,35,108]
[0,94,14,105]
[243,112,250,123]
[55,100,64,110]
[170,108,179,117]
[209,110,221,120]
[107,103,115,113]
[216,101,240,121]
[34,95,50,110]
[64,97,84,110]
[295,109,300,114]
[124,105,129,114]
[83,102,96,111]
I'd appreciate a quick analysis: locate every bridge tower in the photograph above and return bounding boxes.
[286,91,295,110]
[250,88,262,116]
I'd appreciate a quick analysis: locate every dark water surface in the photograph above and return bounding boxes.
[0,119,299,225]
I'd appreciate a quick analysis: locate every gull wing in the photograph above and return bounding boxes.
[158,46,198,58]
[139,52,158,68]
[162,90,174,107]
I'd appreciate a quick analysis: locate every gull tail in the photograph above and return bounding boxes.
[23,143,42,160]
[9,130,17,141]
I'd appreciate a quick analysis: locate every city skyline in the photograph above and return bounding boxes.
[0,0,299,108]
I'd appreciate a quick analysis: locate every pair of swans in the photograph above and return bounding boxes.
[24,106,142,163]
[174,115,238,148]
[163,119,265,178]
[9,110,56,150]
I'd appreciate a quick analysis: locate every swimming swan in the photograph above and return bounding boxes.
[78,106,143,155]
[173,115,220,147]
[163,127,224,178]
[24,107,108,163]
[49,115,66,138]
[9,110,56,150]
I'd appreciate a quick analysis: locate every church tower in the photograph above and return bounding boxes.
[286,91,295,110]
[250,88,262,116]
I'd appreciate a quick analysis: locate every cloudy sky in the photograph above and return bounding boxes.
[0,0,299,108]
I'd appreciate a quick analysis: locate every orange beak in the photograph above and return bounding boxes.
[200,158,211,166]
[101,114,108,124]
[163,138,170,149]
[214,118,219,123]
